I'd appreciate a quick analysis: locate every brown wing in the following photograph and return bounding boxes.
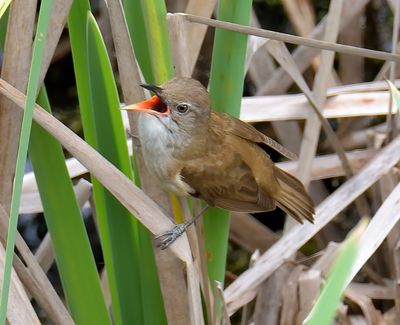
[213,111,297,160]
[181,154,275,212]
[181,131,276,213]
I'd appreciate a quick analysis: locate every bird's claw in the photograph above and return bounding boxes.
[155,224,186,250]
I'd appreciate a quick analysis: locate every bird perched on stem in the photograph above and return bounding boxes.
[122,77,314,248]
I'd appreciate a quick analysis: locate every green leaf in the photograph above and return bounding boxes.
[30,87,110,325]
[0,6,8,49]
[85,12,146,325]
[304,219,368,325]
[0,0,11,20]
[124,0,173,84]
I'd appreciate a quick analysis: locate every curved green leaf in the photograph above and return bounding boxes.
[30,87,110,325]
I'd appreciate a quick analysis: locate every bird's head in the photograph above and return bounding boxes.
[122,78,211,134]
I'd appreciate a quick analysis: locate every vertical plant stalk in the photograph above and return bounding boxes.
[206,0,253,285]
[0,0,52,322]
[0,0,37,213]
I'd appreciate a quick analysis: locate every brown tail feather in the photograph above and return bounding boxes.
[274,167,315,223]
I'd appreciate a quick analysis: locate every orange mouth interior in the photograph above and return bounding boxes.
[122,96,170,116]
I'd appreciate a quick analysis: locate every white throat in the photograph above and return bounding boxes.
[137,113,194,195]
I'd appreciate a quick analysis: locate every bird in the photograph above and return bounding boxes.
[122,77,314,249]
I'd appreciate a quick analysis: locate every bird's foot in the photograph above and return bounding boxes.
[155,223,187,250]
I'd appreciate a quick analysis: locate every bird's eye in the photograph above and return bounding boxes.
[176,103,189,114]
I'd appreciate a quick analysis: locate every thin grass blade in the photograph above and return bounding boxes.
[304,219,368,325]
[0,0,52,322]
[0,7,8,48]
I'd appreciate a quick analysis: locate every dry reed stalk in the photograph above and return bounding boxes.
[20,179,91,214]
[345,288,383,323]
[282,0,340,88]
[349,283,397,300]
[253,264,293,325]
[184,0,217,75]
[0,0,37,212]
[326,79,400,94]
[277,149,377,181]
[282,0,315,37]
[0,239,40,325]
[22,157,88,193]
[247,10,276,91]
[168,14,190,77]
[0,205,74,325]
[241,91,391,122]
[180,12,400,63]
[347,184,400,283]
[34,233,54,273]
[296,269,323,323]
[38,0,73,88]
[279,265,304,325]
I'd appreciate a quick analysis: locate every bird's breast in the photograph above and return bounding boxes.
[137,114,194,195]
[137,114,176,176]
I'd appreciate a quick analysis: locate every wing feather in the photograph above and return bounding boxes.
[212,111,297,160]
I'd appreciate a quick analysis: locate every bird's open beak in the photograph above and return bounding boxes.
[121,95,170,116]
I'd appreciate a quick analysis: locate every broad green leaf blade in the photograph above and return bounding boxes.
[30,87,110,325]
[0,1,52,322]
[304,219,368,325]
[206,0,253,285]
[124,0,173,84]
[124,0,153,83]
[86,12,146,325]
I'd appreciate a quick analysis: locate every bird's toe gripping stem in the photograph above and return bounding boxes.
[155,223,188,250]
